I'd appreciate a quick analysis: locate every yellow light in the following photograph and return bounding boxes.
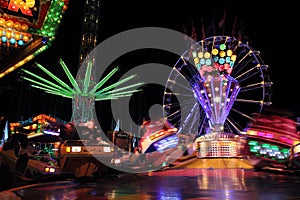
[7,66,15,72]
[198,52,203,58]
[212,48,218,55]
[44,167,50,172]
[227,50,233,56]
[0,18,5,25]
[204,52,210,59]
[194,57,199,64]
[66,146,71,152]
[26,0,35,8]
[293,141,300,146]
[231,55,237,62]
[0,46,45,78]
[246,130,257,136]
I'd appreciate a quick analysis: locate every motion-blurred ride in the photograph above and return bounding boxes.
[0,114,114,180]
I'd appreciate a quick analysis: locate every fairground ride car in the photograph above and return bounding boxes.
[0,132,61,180]
[0,114,115,180]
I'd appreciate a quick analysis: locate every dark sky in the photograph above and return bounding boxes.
[0,0,298,127]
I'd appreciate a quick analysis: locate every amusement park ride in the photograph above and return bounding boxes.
[0,0,69,78]
[1,0,300,185]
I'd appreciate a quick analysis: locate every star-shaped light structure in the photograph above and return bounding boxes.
[21,59,143,122]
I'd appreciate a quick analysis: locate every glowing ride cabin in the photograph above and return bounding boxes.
[139,118,178,154]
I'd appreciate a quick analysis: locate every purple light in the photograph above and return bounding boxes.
[193,74,240,132]
[43,130,60,136]
[257,132,265,137]
[265,133,274,138]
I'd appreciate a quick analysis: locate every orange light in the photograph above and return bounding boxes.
[6,31,11,39]
[21,24,28,31]
[23,35,29,42]
[15,33,20,40]
[0,18,5,25]
[219,51,226,57]
[63,5,68,10]
[14,22,21,30]
[44,167,50,172]
[6,20,13,27]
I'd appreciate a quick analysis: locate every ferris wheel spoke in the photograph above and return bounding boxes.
[234,66,260,81]
[230,108,255,121]
[167,81,195,92]
[231,53,261,78]
[178,105,201,134]
[239,82,266,92]
[226,117,243,133]
[235,99,264,104]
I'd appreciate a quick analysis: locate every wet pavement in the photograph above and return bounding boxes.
[1,168,300,200]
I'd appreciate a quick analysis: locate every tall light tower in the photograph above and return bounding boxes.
[72,0,101,122]
[78,0,101,67]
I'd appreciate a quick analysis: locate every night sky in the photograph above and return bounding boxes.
[0,0,298,130]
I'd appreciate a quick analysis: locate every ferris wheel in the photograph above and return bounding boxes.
[163,36,272,137]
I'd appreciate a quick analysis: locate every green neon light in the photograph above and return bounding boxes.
[22,59,143,102]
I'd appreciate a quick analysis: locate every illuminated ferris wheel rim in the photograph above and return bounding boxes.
[163,34,272,135]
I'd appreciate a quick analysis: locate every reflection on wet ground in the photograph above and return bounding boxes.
[1,168,300,200]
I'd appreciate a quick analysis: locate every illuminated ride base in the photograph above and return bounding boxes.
[163,35,272,164]
[195,132,246,158]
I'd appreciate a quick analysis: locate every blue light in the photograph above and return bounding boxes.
[153,134,179,153]
[43,130,60,136]
[225,56,231,63]
[42,37,48,44]
[219,58,225,65]
[200,58,205,65]
[18,40,24,46]
[214,56,219,62]
[1,36,7,43]
[230,61,235,67]
[205,59,212,65]
[9,38,16,44]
